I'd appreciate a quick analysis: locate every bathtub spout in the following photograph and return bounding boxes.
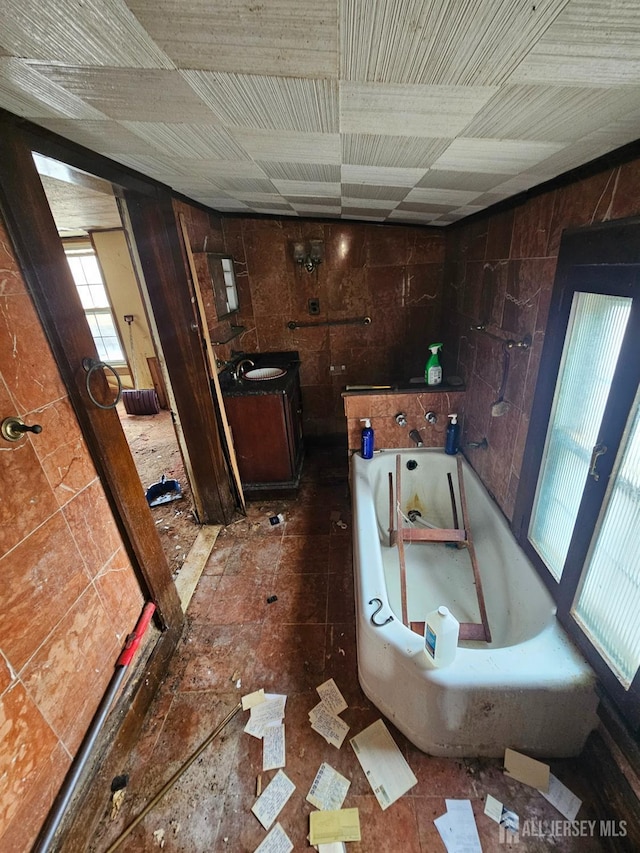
[409,429,423,447]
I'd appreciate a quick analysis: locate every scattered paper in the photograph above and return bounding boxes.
[309,702,350,749]
[263,723,286,771]
[434,800,482,853]
[350,719,417,810]
[316,679,348,716]
[242,689,266,710]
[484,794,519,833]
[318,845,346,853]
[253,822,293,853]
[539,773,582,821]
[309,808,361,845]
[306,763,350,811]
[504,748,550,792]
[251,770,296,830]
[245,694,287,739]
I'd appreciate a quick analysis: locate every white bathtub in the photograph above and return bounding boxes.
[350,448,599,757]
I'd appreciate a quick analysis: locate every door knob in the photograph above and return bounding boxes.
[1,417,43,442]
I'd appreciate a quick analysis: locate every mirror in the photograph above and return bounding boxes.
[205,253,239,319]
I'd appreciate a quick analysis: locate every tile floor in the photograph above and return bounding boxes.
[89,448,612,852]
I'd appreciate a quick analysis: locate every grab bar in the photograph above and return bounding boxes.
[288,316,371,330]
[469,325,531,349]
[369,598,394,627]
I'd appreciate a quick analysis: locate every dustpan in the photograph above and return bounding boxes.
[145,474,182,507]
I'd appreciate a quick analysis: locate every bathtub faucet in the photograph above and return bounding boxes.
[409,429,423,447]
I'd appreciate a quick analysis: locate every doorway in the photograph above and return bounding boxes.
[33,153,201,577]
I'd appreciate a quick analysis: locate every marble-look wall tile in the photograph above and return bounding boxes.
[0,681,59,839]
[62,480,124,579]
[94,546,145,641]
[510,192,556,260]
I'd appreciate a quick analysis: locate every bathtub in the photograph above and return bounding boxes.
[350,448,599,757]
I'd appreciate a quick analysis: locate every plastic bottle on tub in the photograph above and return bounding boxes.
[424,606,459,667]
[359,418,374,459]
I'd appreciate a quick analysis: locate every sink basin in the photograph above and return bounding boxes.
[243,367,287,381]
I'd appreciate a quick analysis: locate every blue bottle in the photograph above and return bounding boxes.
[360,418,374,459]
[445,414,459,455]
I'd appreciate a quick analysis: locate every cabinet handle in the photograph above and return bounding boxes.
[588,443,607,481]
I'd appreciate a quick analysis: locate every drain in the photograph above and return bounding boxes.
[406,459,418,470]
[407,509,422,522]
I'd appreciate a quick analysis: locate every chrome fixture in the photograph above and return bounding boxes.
[425,411,437,424]
[467,437,488,450]
[409,429,423,447]
[292,239,324,273]
[233,358,255,381]
[395,412,407,426]
[469,325,532,350]
[1,416,42,442]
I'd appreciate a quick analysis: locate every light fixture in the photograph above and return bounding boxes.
[292,239,324,273]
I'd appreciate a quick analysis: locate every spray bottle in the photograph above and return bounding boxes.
[360,418,374,459]
[425,343,443,386]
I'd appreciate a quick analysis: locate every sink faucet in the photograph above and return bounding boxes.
[409,429,423,447]
[233,358,254,381]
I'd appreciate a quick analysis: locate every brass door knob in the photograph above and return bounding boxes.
[1,417,43,442]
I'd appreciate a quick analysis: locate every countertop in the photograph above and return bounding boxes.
[217,351,301,397]
[341,380,465,396]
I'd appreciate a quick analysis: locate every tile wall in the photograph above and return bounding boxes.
[0,218,144,850]
[442,160,640,519]
[176,200,447,441]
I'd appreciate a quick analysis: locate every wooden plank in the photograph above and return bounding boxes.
[456,456,492,643]
[178,212,246,513]
[395,454,409,627]
[400,528,466,543]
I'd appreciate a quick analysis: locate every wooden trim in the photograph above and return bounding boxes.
[124,189,236,524]
[0,113,183,631]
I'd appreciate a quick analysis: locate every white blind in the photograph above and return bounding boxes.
[529,293,631,580]
[574,395,640,687]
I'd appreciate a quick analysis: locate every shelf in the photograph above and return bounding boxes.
[209,324,245,345]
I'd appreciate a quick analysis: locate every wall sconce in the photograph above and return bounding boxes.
[293,239,324,273]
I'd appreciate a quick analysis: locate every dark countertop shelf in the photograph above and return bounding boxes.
[342,381,465,396]
[217,351,301,397]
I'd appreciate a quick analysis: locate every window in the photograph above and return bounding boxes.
[65,248,125,363]
[514,219,640,729]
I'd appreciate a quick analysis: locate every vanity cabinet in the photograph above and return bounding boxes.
[221,355,303,497]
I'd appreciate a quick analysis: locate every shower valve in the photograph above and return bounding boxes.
[395,413,407,426]
[425,411,437,424]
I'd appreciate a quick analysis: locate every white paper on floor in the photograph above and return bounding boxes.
[251,769,296,830]
[253,821,293,853]
[309,701,350,748]
[263,723,286,771]
[539,773,582,821]
[484,793,519,833]
[242,688,266,710]
[306,762,350,811]
[245,694,287,739]
[349,719,417,810]
[434,799,482,853]
[315,679,348,716]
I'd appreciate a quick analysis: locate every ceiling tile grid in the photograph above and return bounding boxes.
[0,1,639,226]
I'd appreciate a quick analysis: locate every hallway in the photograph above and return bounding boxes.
[89,449,609,852]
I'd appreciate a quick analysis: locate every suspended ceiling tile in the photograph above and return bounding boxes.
[272,180,341,198]
[26,65,219,122]
[340,163,426,187]
[113,153,191,181]
[0,58,106,119]
[396,201,458,214]
[388,209,440,223]
[286,196,342,207]
[340,82,498,137]
[122,121,250,160]
[489,174,547,194]
[431,138,565,175]
[248,201,295,212]
[183,160,267,180]
[182,72,338,133]
[36,119,153,155]
[127,0,338,78]
[417,169,512,191]
[341,0,571,85]
[464,84,640,143]
[234,192,291,205]
[342,210,387,221]
[341,133,450,168]
[197,197,251,211]
[342,196,400,210]
[291,205,342,217]
[403,186,480,206]
[211,177,277,194]
[230,128,341,165]
[0,0,173,68]
[510,0,640,86]
[258,162,341,182]
[341,183,408,202]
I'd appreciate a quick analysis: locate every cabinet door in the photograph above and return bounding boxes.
[225,394,292,483]
[284,379,303,472]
